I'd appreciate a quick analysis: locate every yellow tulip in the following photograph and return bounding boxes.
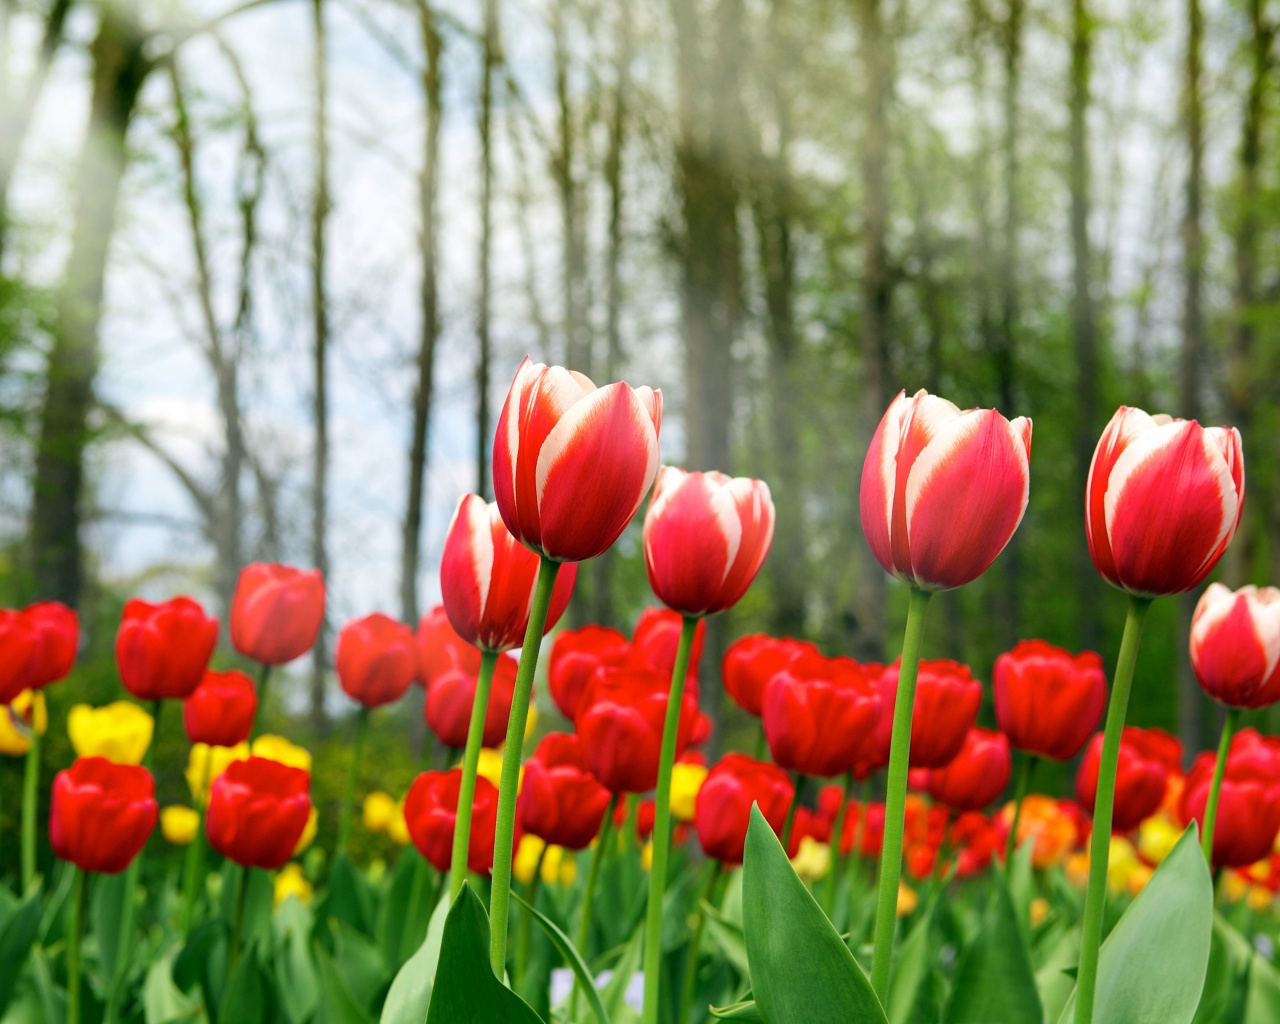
[641,840,653,873]
[514,834,547,884]
[474,748,509,790]
[670,762,708,823]
[294,807,319,856]
[790,837,831,883]
[1247,885,1273,912]
[388,801,411,846]
[68,702,153,765]
[896,882,918,917]
[161,806,200,846]
[1136,814,1181,866]
[186,743,250,806]
[1106,837,1142,895]
[274,863,313,907]
[0,690,47,757]
[1222,870,1250,903]
[525,704,539,740]
[363,791,397,833]
[252,734,312,773]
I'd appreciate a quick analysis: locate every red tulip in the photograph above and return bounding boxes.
[994,640,1108,760]
[517,733,612,850]
[873,660,981,769]
[722,635,819,717]
[916,728,1011,812]
[49,757,158,874]
[1086,407,1244,596]
[335,612,419,708]
[762,652,882,778]
[548,625,630,720]
[576,666,700,793]
[1190,584,1280,709]
[860,389,1032,591]
[786,807,832,858]
[627,607,705,681]
[205,756,312,869]
[1181,733,1280,868]
[404,769,499,874]
[23,601,78,688]
[0,609,39,704]
[838,801,886,857]
[441,493,578,651]
[116,597,219,701]
[416,605,476,686]
[425,650,518,748]
[614,798,659,841]
[694,754,793,864]
[230,562,325,665]
[183,670,258,747]
[492,356,662,562]
[949,812,1003,878]
[1076,727,1172,832]
[642,467,775,616]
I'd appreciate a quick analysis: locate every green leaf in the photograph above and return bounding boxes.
[1034,925,1080,1024]
[1007,839,1036,934]
[600,927,644,1021]
[328,918,389,1009]
[0,882,42,1017]
[512,891,608,1024]
[1245,949,1280,1024]
[376,849,423,970]
[92,870,130,986]
[742,805,886,1024]
[323,854,377,938]
[1191,916,1251,1024]
[424,885,545,1024]
[143,952,199,1024]
[314,941,377,1024]
[274,896,321,1024]
[218,946,267,1024]
[379,893,448,1024]
[1058,825,1212,1024]
[943,872,1041,1024]
[702,904,750,980]
[889,900,938,1024]
[708,1000,764,1021]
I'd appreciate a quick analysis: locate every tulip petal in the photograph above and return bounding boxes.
[1086,407,1159,585]
[859,390,908,577]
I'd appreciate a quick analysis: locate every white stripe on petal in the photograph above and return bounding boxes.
[1102,419,1190,540]
[709,477,746,583]
[1189,426,1241,577]
[470,497,496,618]
[902,409,986,525]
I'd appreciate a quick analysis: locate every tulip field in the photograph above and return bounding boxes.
[3,359,1280,1024]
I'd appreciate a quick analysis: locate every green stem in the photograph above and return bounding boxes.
[67,867,86,1024]
[823,771,854,916]
[181,754,214,934]
[250,663,271,742]
[227,865,249,983]
[781,774,808,853]
[677,860,723,1024]
[399,852,432,963]
[1004,753,1037,868]
[641,614,698,1024]
[869,586,933,1007]
[570,794,617,1016]
[1074,594,1151,1024]
[516,845,547,987]
[21,724,41,890]
[337,706,371,860]
[489,556,561,979]
[451,650,499,900]
[1200,707,1240,865]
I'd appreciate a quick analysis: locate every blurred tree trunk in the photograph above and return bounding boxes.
[1069,0,1099,650]
[400,1,443,627]
[30,6,149,605]
[553,0,590,374]
[309,0,331,732]
[476,0,499,500]
[853,0,891,661]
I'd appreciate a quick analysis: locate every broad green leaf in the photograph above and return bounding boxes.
[314,941,376,1024]
[512,891,609,1024]
[708,1000,764,1021]
[1007,839,1035,934]
[742,805,886,1024]
[275,896,321,1024]
[379,893,448,1024]
[1191,916,1251,1024]
[1058,825,1212,1024]
[218,945,267,1024]
[143,952,199,1024]
[1245,949,1280,1023]
[93,870,130,985]
[943,872,1041,1024]
[424,885,545,1024]
[0,882,42,1017]
[702,905,750,980]
[324,854,376,938]
[329,918,389,1009]
[889,900,938,1024]
[1034,925,1079,1024]
[376,849,423,970]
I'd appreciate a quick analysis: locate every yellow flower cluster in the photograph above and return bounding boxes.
[0,690,47,757]
[363,791,411,846]
[68,702,153,765]
[514,835,578,886]
[669,762,708,823]
[274,863,314,907]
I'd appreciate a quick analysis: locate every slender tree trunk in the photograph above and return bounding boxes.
[30,7,149,605]
[476,0,499,500]
[400,1,443,627]
[310,0,331,732]
[553,0,589,374]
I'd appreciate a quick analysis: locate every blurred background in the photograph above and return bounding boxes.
[1,0,1278,834]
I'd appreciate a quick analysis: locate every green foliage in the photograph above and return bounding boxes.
[943,875,1042,1024]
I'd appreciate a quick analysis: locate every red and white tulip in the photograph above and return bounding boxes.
[859,389,1032,591]
[642,467,775,617]
[492,357,662,563]
[1190,583,1280,709]
[1086,407,1244,596]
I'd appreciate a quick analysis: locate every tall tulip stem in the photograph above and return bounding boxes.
[180,755,213,934]
[250,663,272,742]
[67,867,86,1024]
[337,706,371,860]
[1200,706,1240,866]
[489,556,561,978]
[641,613,698,1024]
[1005,753,1037,868]
[870,586,933,1006]
[227,865,250,983]
[451,650,499,900]
[21,725,41,890]
[1074,594,1151,1024]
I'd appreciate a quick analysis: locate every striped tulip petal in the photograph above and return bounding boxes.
[1190,583,1280,709]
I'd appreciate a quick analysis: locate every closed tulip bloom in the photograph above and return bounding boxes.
[23,601,78,688]
[68,702,154,765]
[1189,584,1280,709]
[722,634,819,717]
[183,670,258,748]
[642,467,775,616]
[425,651,518,748]
[230,563,325,665]
[548,625,630,720]
[917,728,1012,812]
[762,652,883,778]
[441,493,578,651]
[1181,736,1280,868]
[335,612,419,708]
[50,757,158,874]
[517,733,611,850]
[416,605,478,686]
[994,640,1108,760]
[161,805,200,845]
[206,756,312,870]
[627,607,706,680]
[404,769,499,874]
[576,667,700,793]
[116,597,219,701]
[251,734,313,773]
[0,609,40,704]
[493,357,663,562]
[1076,727,1172,832]
[694,754,794,864]
[1086,407,1245,596]
[186,742,250,805]
[873,660,981,769]
[860,389,1032,591]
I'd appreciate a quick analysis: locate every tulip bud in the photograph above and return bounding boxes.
[1181,731,1280,868]
[548,625,630,720]
[206,756,312,870]
[230,562,325,665]
[116,597,219,701]
[722,634,818,718]
[22,601,78,689]
[694,754,793,864]
[872,660,981,770]
[50,757,158,873]
[0,609,41,704]
[335,612,419,708]
[184,670,258,748]
[1189,584,1280,709]
[425,650,518,748]
[516,733,612,850]
[161,805,200,846]
[1076,727,1176,832]
[917,728,1012,812]
[404,769,499,874]
[627,607,705,682]
[993,640,1107,761]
